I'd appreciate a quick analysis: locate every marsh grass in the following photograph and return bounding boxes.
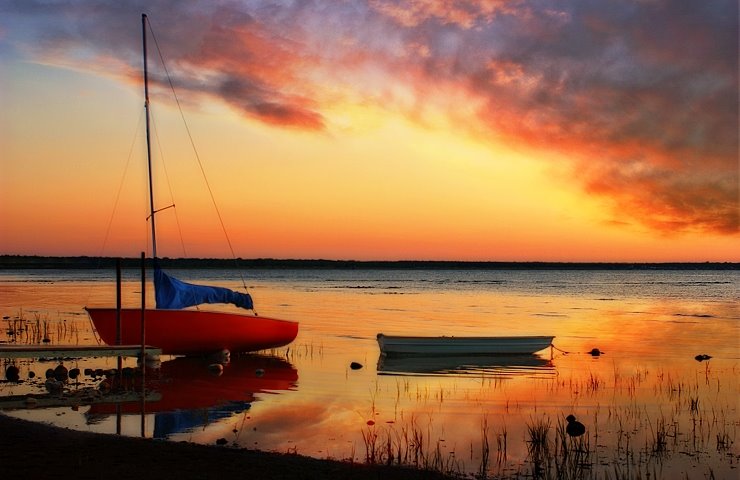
[525,415,552,477]
[357,357,738,480]
[2,310,83,345]
[647,414,669,455]
[267,341,324,361]
[689,396,700,414]
[478,415,490,479]
[495,424,508,469]
[586,372,602,393]
[359,413,463,476]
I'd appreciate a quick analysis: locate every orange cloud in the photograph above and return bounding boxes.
[368,0,518,28]
[3,0,737,237]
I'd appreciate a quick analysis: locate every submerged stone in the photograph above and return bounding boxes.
[53,365,68,381]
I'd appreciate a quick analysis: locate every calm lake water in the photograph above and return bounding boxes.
[1,268,738,478]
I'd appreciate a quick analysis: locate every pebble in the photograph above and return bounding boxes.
[5,365,20,382]
[45,379,63,394]
[98,379,112,394]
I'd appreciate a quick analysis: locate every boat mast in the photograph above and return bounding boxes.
[142,13,158,259]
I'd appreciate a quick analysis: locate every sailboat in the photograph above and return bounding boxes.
[86,14,298,355]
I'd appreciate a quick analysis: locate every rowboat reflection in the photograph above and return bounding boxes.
[377,353,554,378]
[86,354,297,437]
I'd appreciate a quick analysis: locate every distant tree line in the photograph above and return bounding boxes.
[0,255,736,270]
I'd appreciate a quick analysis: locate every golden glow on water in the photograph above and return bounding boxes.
[1,271,738,477]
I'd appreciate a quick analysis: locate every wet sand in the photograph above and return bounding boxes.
[0,414,453,479]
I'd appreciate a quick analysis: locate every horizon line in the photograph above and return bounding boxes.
[0,255,737,269]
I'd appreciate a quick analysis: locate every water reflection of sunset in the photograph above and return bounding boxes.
[1,269,737,477]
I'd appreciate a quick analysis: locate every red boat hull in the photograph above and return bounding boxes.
[86,308,298,355]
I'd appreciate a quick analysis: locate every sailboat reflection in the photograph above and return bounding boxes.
[377,354,554,378]
[87,354,297,438]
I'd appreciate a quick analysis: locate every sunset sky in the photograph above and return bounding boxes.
[0,1,737,262]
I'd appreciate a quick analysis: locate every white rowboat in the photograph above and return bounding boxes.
[377,334,554,356]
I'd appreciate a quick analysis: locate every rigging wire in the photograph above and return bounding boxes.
[85,109,146,344]
[94,108,146,266]
[150,108,201,310]
[149,108,189,258]
[145,17,253,304]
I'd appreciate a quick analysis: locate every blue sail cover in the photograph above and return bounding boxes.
[154,267,253,310]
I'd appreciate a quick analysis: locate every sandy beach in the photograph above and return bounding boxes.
[0,414,454,479]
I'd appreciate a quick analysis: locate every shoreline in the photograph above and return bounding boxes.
[0,414,455,479]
